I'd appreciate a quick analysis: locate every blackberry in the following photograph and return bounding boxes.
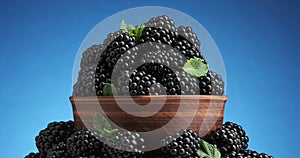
[95,33,136,96]
[161,129,201,158]
[198,70,225,95]
[25,152,40,158]
[73,65,97,96]
[35,121,75,157]
[115,69,157,96]
[144,15,176,32]
[139,27,206,61]
[73,29,126,96]
[102,131,145,158]
[208,121,249,155]
[223,150,273,158]
[114,58,199,95]
[79,29,126,69]
[67,130,103,157]
[46,142,72,158]
[177,26,201,51]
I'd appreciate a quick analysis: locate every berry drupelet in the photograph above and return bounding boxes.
[67,130,103,157]
[144,15,177,32]
[198,70,225,95]
[46,142,72,158]
[74,29,127,97]
[223,149,273,158]
[35,121,75,157]
[161,129,201,158]
[73,65,97,96]
[208,121,249,156]
[95,33,136,96]
[139,27,206,62]
[177,26,201,51]
[102,131,145,158]
[24,152,40,158]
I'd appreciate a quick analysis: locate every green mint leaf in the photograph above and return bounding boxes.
[93,113,112,134]
[120,20,144,42]
[120,20,128,31]
[103,83,117,96]
[197,140,221,158]
[182,58,208,77]
[197,149,210,158]
[93,114,119,137]
[101,128,119,137]
[127,24,134,32]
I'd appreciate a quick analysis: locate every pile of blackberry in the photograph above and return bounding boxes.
[25,120,273,158]
[208,121,273,158]
[73,15,225,97]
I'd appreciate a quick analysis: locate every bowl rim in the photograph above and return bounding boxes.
[70,95,228,102]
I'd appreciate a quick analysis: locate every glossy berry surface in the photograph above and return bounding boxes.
[66,130,103,157]
[101,131,145,158]
[24,152,40,158]
[73,15,225,97]
[208,121,249,155]
[161,129,201,158]
[198,70,224,95]
[46,142,72,158]
[222,149,273,158]
[35,121,75,157]
[95,32,136,96]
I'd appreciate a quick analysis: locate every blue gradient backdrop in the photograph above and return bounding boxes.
[0,1,299,157]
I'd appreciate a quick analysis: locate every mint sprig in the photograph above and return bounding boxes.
[182,58,208,77]
[197,140,221,158]
[93,114,118,137]
[103,83,117,96]
[120,20,145,42]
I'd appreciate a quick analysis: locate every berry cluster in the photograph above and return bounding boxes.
[208,121,273,158]
[26,121,145,158]
[25,121,273,158]
[223,150,273,158]
[67,130,103,157]
[208,121,249,155]
[102,131,145,158]
[35,121,75,157]
[160,129,201,158]
[73,15,225,97]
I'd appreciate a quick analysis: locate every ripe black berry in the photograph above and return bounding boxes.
[198,70,224,95]
[35,121,75,157]
[25,152,40,158]
[73,29,127,96]
[222,149,273,158]
[139,27,206,62]
[95,33,136,96]
[102,131,145,158]
[67,130,103,157]
[161,129,201,158]
[208,121,249,155]
[144,15,176,32]
[46,142,71,158]
[73,65,97,96]
[177,26,201,51]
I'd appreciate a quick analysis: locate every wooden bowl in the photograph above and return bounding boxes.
[70,95,227,139]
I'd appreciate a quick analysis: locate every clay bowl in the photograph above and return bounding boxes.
[70,95,227,139]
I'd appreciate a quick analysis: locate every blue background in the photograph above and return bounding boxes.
[0,0,299,157]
